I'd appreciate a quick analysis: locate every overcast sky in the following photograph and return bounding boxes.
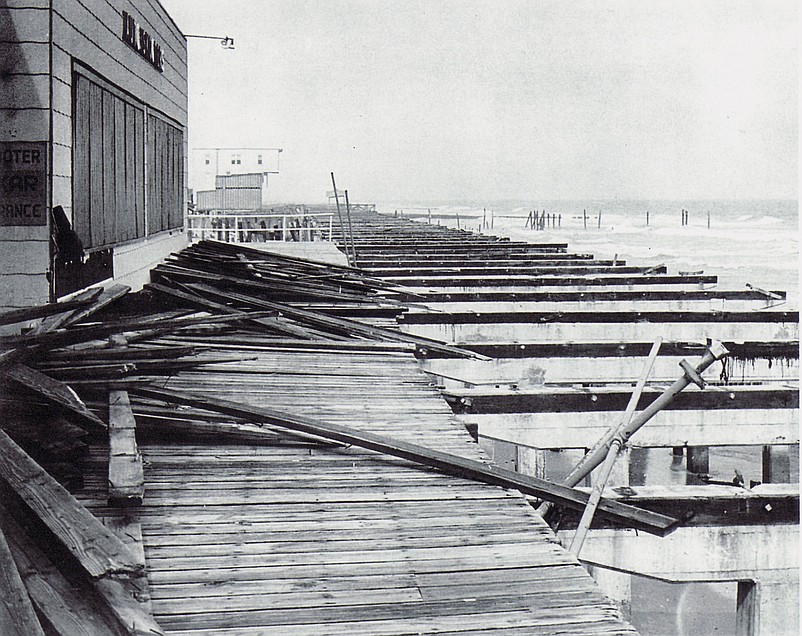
[161,0,798,203]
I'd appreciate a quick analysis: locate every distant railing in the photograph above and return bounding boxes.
[187,211,335,243]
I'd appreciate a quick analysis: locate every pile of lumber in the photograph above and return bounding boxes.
[0,241,686,633]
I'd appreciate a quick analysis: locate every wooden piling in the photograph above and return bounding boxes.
[107,390,144,506]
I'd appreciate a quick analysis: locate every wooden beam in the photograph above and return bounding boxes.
[0,507,122,636]
[129,385,679,535]
[418,340,798,360]
[399,310,799,325]
[442,385,798,414]
[1,363,106,431]
[146,282,320,340]
[30,285,127,335]
[0,296,98,328]
[108,391,144,506]
[188,282,491,360]
[0,429,142,579]
[93,578,164,636]
[0,524,45,636]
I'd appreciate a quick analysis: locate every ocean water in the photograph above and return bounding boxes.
[376,199,798,635]
[377,199,799,302]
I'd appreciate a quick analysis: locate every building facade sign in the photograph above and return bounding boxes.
[122,10,164,72]
[0,141,47,226]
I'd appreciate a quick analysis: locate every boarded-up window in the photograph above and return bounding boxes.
[73,69,183,250]
[147,113,184,234]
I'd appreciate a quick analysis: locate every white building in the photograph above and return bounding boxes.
[189,147,281,197]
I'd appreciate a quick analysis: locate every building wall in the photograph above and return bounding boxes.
[0,0,51,308]
[0,0,188,310]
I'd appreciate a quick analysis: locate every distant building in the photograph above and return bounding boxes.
[189,147,281,198]
[195,173,267,211]
[0,1,188,310]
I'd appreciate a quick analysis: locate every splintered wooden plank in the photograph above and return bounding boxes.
[52,283,130,329]
[187,282,490,360]
[0,429,142,579]
[94,578,164,636]
[0,296,97,328]
[146,282,319,340]
[0,525,45,636]
[1,363,106,431]
[0,505,121,636]
[28,287,105,335]
[99,515,156,622]
[108,391,144,506]
[130,386,678,535]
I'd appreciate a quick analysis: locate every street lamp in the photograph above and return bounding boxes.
[185,34,235,49]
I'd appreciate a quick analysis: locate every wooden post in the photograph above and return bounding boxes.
[598,209,602,228]
[671,446,684,471]
[456,212,460,229]
[344,190,358,266]
[108,390,144,506]
[583,209,587,229]
[516,445,547,480]
[491,209,494,229]
[558,213,561,227]
[427,208,431,224]
[482,208,486,229]
[330,172,352,265]
[707,210,711,229]
[646,210,650,226]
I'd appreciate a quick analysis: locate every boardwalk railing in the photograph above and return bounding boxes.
[187,211,335,243]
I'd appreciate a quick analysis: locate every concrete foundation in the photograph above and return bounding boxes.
[559,524,799,636]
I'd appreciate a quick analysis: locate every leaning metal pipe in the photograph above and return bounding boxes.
[569,437,622,555]
[564,339,728,488]
[537,339,730,517]
[570,338,662,481]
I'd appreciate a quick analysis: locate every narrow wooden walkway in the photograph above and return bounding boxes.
[75,345,636,635]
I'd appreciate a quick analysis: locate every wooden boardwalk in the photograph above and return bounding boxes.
[75,345,637,635]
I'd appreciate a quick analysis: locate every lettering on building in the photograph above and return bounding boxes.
[122,11,164,72]
[0,142,47,226]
